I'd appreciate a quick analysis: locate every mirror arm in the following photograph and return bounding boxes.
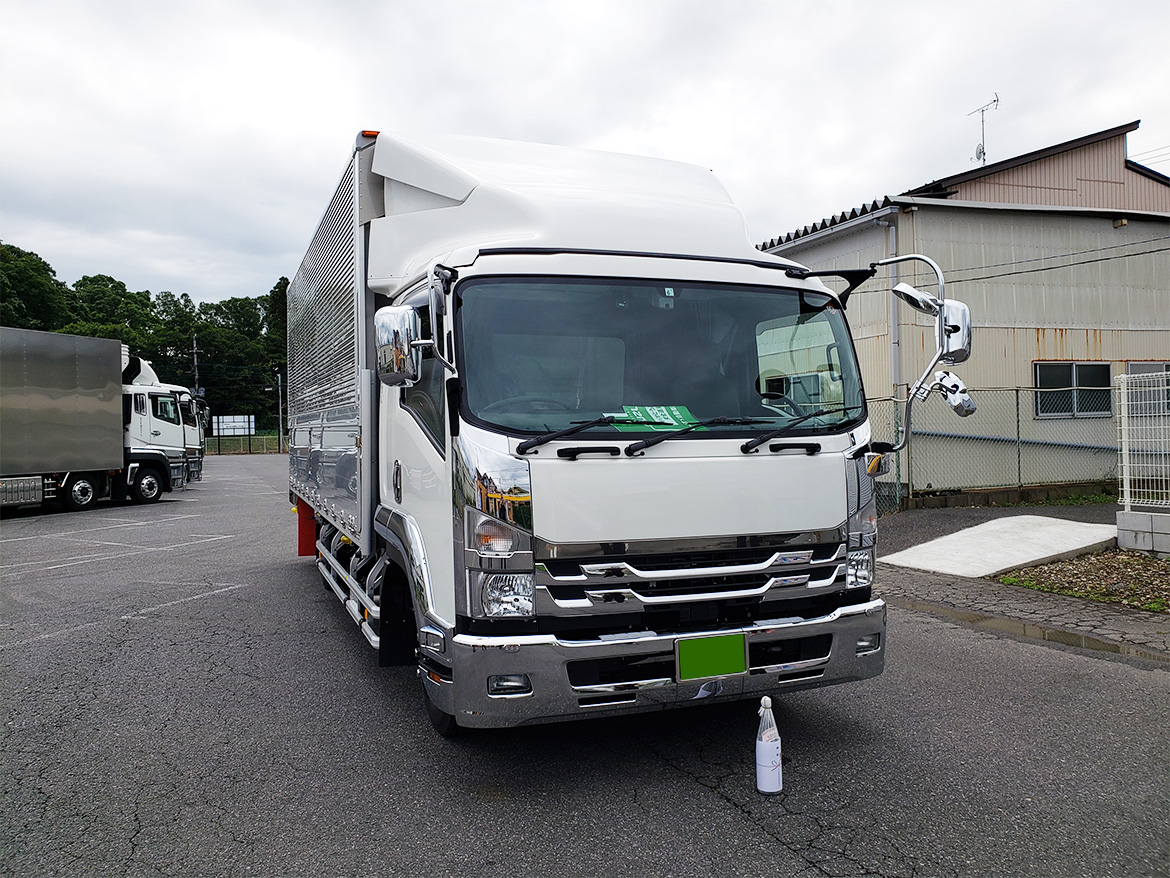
[410,339,456,374]
[872,255,950,452]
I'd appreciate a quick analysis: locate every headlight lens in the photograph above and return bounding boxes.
[480,572,535,617]
[846,549,875,589]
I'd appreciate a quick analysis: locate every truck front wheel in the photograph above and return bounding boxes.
[131,467,163,503]
[62,474,99,512]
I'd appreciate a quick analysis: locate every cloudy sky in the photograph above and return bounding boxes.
[3,0,1168,304]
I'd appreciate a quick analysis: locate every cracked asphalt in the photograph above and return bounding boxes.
[2,455,1168,877]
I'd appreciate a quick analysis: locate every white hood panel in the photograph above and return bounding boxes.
[529,451,847,543]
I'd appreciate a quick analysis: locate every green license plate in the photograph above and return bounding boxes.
[677,634,747,682]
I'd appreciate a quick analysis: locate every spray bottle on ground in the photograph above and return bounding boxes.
[756,696,782,794]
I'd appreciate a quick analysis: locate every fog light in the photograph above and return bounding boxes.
[846,549,875,588]
[480,573,534,617]
[856,634,881,654]
[420,626,445,653]
[487,674,532,696]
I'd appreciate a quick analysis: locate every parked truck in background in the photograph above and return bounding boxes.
[157,381,210,481]
[287,132,975,735]
[0,327,191,511]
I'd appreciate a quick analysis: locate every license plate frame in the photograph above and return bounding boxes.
[676,633,747,682]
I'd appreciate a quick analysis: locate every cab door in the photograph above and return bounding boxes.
[146,392,187,455]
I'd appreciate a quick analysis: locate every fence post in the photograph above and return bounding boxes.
[1015,388,1023,489]
[1118,374,1131,512]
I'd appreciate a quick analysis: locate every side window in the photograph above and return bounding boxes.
[1034,362,1111,418]
[151,394,181,425]
[402,302,446,448]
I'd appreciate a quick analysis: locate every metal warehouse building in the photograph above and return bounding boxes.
[762,121,1170,505]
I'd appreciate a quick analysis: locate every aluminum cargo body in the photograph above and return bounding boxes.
[0,327,124,476]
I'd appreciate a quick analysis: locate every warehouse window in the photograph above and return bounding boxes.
[1034,362,1111,418]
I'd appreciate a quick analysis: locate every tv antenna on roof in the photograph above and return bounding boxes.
[969,93,999,165]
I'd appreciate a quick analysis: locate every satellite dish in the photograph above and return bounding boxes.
[975,143,985,161]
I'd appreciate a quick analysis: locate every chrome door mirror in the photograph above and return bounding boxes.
[935,370,976,417]
[938,299,972,365]
[374,305,422,387]
[891,282,940,315]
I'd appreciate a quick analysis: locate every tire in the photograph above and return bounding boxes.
[131,467,163,503]
[62,474,99,512]
[424,689,460,738]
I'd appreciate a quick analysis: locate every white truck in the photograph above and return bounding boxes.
[287,132,974,734]
[0,327,191,511]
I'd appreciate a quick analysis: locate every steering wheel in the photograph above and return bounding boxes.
[480,396,573,414]
[759,391,807,418]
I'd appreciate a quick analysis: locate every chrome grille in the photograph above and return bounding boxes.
[535,540,846,616]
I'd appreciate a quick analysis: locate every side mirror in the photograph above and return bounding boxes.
[374,305,422,387]
[935,370,976,417]
[938,300,972,365]
[892,282,940,315]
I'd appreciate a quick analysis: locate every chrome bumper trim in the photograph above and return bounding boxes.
[430,598,886,728]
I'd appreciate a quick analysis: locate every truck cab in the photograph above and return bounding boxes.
[289,132,974,734]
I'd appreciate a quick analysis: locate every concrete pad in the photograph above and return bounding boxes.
[879,515,1117,578]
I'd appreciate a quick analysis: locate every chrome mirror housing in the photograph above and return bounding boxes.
[374,305,422,387]
[935,370,976,417]
[938,300,972,365]
[892,282,940,315]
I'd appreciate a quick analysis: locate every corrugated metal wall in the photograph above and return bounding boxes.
[950,136,1170,211]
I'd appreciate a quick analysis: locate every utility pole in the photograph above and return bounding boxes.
[276,370,284,453]
[192,334,201,395]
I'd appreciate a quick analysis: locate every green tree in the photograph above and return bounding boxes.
[0,242,75,330]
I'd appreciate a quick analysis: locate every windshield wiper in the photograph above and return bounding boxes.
[623,417,771,457]
[739,407,853,454]
[516,415,669,455]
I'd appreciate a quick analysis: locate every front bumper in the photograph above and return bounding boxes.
[424,598,886,728]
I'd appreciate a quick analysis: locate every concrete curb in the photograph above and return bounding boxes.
[885,595,1170,664]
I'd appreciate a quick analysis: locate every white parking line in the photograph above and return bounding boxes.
[0,582,256,649]
[0,514,202,544]
[0,534,233,573]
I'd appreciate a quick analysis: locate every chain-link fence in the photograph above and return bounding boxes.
[1116,372,1170,510]
[205,434,286,455]
[867,387,1120,514]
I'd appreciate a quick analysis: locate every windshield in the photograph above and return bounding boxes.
[457,276,866,437]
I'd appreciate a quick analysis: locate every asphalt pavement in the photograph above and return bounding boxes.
[875,503,1170,664]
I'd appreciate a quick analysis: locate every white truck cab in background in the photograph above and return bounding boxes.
[0,327,192,510]
[287,132,974,734]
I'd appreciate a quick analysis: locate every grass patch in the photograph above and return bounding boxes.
[996,548,1170,614]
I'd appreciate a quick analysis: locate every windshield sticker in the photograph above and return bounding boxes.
[607,405,700,432]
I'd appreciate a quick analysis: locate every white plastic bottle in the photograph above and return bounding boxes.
[755,695,783,794]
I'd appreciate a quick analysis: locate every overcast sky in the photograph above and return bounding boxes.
[3,0,1168,304]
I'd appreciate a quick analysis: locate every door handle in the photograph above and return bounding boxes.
[393,460,402,504]
[151,430,161,436]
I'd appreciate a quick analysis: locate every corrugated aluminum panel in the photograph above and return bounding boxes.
[288,154,358,419]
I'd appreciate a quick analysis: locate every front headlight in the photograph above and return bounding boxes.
[479,572,535,617]
[846,548,875,589]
